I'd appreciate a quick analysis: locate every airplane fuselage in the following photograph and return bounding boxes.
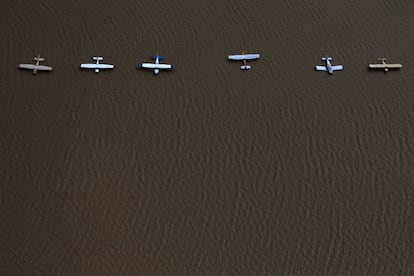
[95,59,100,73]
[32,55,42,74]
[325,58,333,74]
[380,59,388,72]
[154,56,160,74]
[32,60,40,74]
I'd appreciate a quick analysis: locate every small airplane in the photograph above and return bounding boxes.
[18,54,53,75]
[80,56,114,73]
[368,58,402,72]
[137,53,175,75]
[227,52,260,70]
[315,56,344,74]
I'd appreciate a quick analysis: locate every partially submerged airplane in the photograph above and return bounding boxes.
[18,54,53,75]
[137,53,175,75]
[315,56,344,74]
[368,58,402,72]
[80,56,114,73]
[227,52,260,70]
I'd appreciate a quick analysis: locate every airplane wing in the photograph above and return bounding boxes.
[80,64,114,69]
[369,64,402,69]
[140,63,173,69]
[80,63,97,69]
[139,63,157,69]
[19,64,36,70]
[96,64,114,69]
[315,66,327,71]
[368,64,385,69]
[384,64,402,68]
[332,65,344,71]
[156,64,173,69]
[228,54,260,60]
[36,65,53,71]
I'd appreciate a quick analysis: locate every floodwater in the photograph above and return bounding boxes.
[1,1,414,274]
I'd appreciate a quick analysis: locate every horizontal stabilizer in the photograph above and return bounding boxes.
[240,65,251,70]
[33,57,45,62]
[321,56,332,61]
[151,55,164,61]
[93,56,104,61]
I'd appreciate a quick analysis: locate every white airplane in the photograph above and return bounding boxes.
[80,56,114,73]
[18,54,53,75]
[315,56,344,74]
[368,58,402,72]
[137,53,175,75]
[227,52,260,70]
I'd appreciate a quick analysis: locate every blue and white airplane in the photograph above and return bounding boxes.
[315,56,343,74]
[137,53,175,75]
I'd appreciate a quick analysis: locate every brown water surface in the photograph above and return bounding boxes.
[1,1,414,275]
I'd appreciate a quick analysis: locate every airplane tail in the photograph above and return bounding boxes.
[322,56,332,61]
[93,56,104,61]
[151,55,164,61]
[33,57,45,62]
[240,65,251,70]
